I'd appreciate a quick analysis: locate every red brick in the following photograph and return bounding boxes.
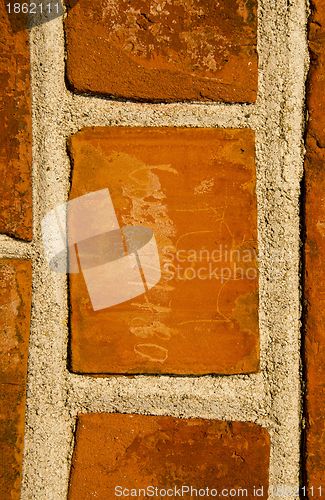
[65,0,258,103]
[68,414,270,500]
[0,3,32,241]
[0,259,32,499]
[68,127,259,375]
[305,1,325,493]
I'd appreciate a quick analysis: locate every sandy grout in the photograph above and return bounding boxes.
[0,237,32,259]
[251,0,309,496]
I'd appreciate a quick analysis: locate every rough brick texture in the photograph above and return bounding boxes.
[68,414,270,499]
[305,0,325,493]
[65,0,257,103]
[68,127,259,375]
[0,259,32,499]
[0,3,32,240]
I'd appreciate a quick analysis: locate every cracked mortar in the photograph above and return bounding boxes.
[0,0,309,498]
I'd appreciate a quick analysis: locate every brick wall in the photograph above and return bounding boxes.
[0,0,323,498]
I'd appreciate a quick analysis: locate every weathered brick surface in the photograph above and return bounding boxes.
[0,2,32,240]
[305,0,325,493]
[65,0,257,103]
[68,414,270,499]
[68,127,258,375]
[0,259,32,499]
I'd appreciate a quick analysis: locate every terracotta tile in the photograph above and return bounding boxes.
[0,259,32,499]
[0,3,32,240]
[68,414,270,500]
[304,157,325,494]
[65,0,258,103]
[304,1,325,490]
[68,128,259,375]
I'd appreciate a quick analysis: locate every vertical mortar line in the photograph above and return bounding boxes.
[283,3,309,497]
[21,17,74,500]
[254,0,308,497]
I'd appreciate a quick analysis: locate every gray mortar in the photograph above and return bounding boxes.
[0,0,309,498]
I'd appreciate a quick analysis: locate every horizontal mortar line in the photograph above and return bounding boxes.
[0,236,32,259]
[65,95,258,130]
[66,373,266,415]
[66,402,270,426]
[67,372,263,385]
[67,92,257,113]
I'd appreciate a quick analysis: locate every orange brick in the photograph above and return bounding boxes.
[304,0,325,493]
[68,128,259,375]
[65,0,258,103]
[68,414,270,500]
[0,3,32,240]
[0,259,32,499]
